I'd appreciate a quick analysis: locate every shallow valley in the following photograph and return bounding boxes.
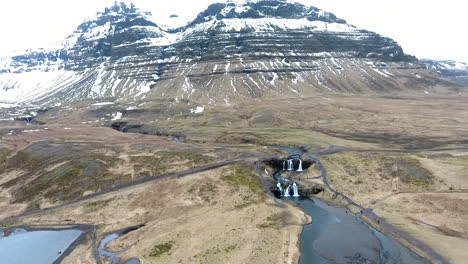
[1,94,468,263]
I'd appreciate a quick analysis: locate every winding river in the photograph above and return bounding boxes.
[98,225,143,264]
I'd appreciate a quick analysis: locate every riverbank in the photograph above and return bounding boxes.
[313,149,468,263]
[278,199,312,264]
[309,190,437,263]
[298,174,450,264]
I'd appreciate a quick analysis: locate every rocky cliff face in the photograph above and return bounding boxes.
[0,0,457,105]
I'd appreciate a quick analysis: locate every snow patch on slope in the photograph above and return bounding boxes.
[184,18,358,34]
[92,102,114,106]
[0,103,19,108]
[190,106,205,114]
[111,112,123,120]
[140,17,362,49]
[0,70,78,103]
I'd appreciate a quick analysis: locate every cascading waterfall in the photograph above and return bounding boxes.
[278,157,303,197]
[277,182,283,193]
[288,159,293,171]
[297,159,303,172]
[293,183,300,197]
[284,184,291,197]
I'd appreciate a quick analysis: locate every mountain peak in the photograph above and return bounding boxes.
[185,0,346,28]
[50,1,162,61]
[77,1,157,33]
[104,1,138,14]
[1,0,450,106]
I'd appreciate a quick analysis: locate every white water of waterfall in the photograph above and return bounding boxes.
[277,182,283,193]
[297,159,303,172]
[284,185,291,197]
[283,161,286,171]
[288,159,293,171]
[293,183,300,197]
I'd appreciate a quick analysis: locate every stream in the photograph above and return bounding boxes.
[98,225,143,264]
[172,137,184,143]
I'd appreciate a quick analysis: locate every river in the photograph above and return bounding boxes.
[270,145,429,263]
[283,197,428,263]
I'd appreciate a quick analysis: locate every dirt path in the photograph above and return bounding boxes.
[371,191,468,210]
[0,156,264,225]
[315,144,468,156]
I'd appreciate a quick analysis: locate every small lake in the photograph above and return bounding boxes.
[284,197,428,264]
[0,228,83,264]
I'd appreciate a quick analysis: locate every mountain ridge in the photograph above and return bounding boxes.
[0,0,459,105]
[421,59,468,86]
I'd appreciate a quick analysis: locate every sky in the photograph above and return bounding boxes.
[0,0,467,62]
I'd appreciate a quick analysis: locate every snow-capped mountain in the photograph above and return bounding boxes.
[421,59,468,86]
[0,0,458,105]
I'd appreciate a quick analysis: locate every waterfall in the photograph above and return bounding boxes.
[284,184,291,197]
[297,159,303,172]
[288,159,293,171]
[283,160,286,171]
[277,182,283,193]
[293,183,300,197]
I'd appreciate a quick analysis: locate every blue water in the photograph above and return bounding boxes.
[99,231,141,264]
[172,137,183,143]
[283,197,427,264]
[267,145,302,156]
[0,228,82,264]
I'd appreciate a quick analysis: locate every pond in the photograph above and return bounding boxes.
[0,228,83,264]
